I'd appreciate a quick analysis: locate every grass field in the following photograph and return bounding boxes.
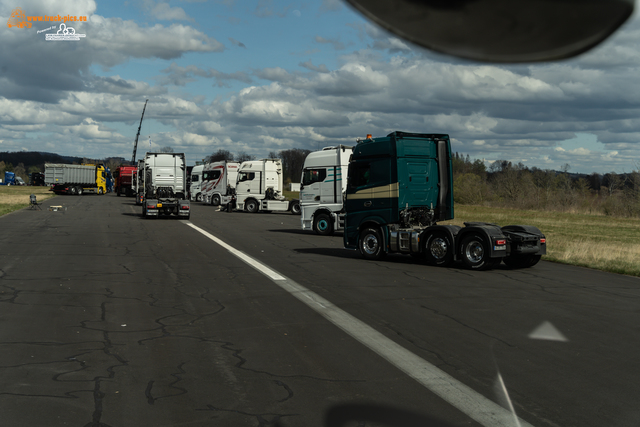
[0,186,56,216]
[443,205,640,277]
[282,190,299,200]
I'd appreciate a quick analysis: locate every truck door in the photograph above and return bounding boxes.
[344,158,393,240]
[237,171,261,195]
[301,168,327,205]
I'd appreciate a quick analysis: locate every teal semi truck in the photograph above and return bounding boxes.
[343,131,546,270]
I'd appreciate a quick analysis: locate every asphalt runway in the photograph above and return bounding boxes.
[1,194,639,427]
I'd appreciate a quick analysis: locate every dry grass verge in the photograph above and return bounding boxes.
[0,186,56,216]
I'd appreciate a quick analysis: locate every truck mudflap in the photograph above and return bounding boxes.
[501,225,547,256]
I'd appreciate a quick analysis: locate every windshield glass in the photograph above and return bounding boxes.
[302,168,326,186]
[203,170,221,181]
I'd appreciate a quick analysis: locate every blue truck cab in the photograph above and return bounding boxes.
[344,131,546,270]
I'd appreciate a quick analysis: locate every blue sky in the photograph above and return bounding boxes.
[2,0,640,174]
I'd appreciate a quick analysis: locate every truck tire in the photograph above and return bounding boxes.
[69,186,77,195]
[99,187,104,195]
[460,234,494,270]
[77,187,83,195]
[246,199,258,213]
[211,194,221,206]
[425,231,453,267]
[359,227,385,260]
[314,213,333,236]
[196,193,202,202]
[291,201,301,215]
[503,254,541,269]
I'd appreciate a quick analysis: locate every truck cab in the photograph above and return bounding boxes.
[300,145,353,235]
[141,152,190,219]
[201,161,239,206]
[344,131,546,270]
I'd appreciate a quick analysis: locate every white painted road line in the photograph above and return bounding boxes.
[185,221,534,427]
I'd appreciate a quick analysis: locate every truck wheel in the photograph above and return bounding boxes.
[504,254,541,269]
[99,187,104,195]
[359,227,385,260]
[425,232,453,267]
[77,187,83,195]
[211,194,221,206]
[460,234,492,270]
[196,193,202,202]
[69,186,77,195]
[246,199,258,213]
[291,201,301,215]
[314,214,333,236]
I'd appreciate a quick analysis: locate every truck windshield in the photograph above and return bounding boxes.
[302,168,327,186]
[203,170,221,181]
[347,162,370,189]
[238,172,255,182]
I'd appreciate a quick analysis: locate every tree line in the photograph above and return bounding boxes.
[452,153,640,217]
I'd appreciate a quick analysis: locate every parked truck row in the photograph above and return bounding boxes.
[181,131,544,270]
[40,131,545,271]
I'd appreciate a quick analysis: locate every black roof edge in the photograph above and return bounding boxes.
[387,131,449,139]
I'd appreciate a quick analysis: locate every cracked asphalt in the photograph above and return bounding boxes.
[1,194,640,427]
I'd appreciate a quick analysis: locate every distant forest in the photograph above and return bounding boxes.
[452,153,640,217]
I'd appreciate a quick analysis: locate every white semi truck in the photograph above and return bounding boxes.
[300,145,353,235]
[235,159,300,214]
[201,161,240,206]
[141,152,190,219]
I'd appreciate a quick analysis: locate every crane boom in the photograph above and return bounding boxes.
[132,99,148,164]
